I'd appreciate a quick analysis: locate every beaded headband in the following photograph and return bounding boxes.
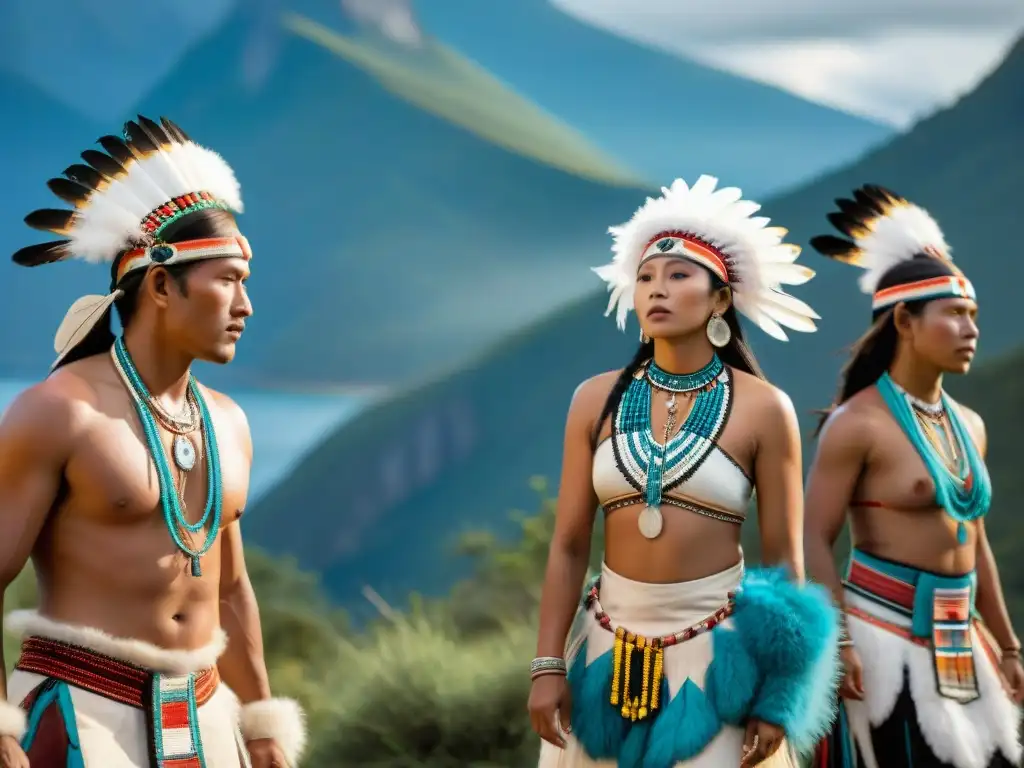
[594,175,819,341]
[11,114,247,368]
[809,185,974,313]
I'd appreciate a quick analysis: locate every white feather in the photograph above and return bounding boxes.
[853,203,952,294]
[592,174,818,340]
[64,132,244,264]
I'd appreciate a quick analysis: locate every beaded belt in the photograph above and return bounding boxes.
[601,493,745,525]
[17,635,219,767]
[583,580,735,722]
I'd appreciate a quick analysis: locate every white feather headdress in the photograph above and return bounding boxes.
[809,185,973,312]
[13,115,250,368]
[592,175,819,341]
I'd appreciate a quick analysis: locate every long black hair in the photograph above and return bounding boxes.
[590,270,765,447]
[813,255,960,435]
[55,208,240,370]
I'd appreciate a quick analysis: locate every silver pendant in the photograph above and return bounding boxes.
[173,435,197,472]
[638,505,663,539]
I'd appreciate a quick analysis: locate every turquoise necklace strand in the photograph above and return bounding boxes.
[113,337,223,576]
[877,372,991,544]
[613,355,730,539]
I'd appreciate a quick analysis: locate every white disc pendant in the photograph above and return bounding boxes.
[173,435,197,472]
[638,505,663,539]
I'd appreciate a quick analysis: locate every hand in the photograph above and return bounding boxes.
[740,719,784,767]
[999,655,1024,705]
[246,737,290,768]
[0,735,29,768]
[528,673,572,749]
[839,645,864,700]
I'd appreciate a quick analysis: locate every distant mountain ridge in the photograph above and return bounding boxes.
[246,33,1024,607]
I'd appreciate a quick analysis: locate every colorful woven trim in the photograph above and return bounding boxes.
[582,580,734,722]
[600,492,745,525]
[639,231,730,283]
[16,635,219,767]
[872,274,975,312]
[115,235,252,286]
[142,191,230,236]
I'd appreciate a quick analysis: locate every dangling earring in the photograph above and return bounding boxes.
[706,312,731,348]
[640,330,650,344]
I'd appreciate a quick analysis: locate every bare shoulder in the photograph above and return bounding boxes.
[1,358,105,438]
[729,367,797,430]
[815,389,881,449]
[948,397,986,448]
[571,369,621,415]
[195,382,251,441]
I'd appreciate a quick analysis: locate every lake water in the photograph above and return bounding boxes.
[0,379,369,502]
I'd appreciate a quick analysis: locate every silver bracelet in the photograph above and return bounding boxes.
[530,656,567,678]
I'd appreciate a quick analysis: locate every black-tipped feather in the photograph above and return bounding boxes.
[62,164,104,190]
[836,198,879,223]
[81,149,125,180]
[98,135,138,165]
[826,211,862,238]
[12,240,71,266]
[47,177,92,205]
[123,120,158,155]
[809,235,857,257]
[25,209,76,235]
[853,188,886,215]
[160,117,191,143]
[137,115,173,149]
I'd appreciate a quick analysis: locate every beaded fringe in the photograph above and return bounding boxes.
[609,629,665,721]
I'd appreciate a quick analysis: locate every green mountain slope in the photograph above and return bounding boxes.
[254,36,1024,605]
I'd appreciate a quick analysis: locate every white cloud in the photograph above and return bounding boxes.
[551,0,1024,127]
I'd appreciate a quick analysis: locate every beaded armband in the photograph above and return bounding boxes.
[0,700,26,741]
[531,656,567,679]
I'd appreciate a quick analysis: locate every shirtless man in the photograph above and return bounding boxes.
[0,116,306,768]
[804,185,1022,767]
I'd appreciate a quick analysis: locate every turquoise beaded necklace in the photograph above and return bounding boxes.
[113,337,223,576]
[876,372,991,544]
[612,355,731,538]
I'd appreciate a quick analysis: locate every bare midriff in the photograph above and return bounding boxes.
[848,501,976,575]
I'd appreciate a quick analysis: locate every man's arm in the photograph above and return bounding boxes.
[0,383,76,742]
[803,409,870,613]
[752,386,805,579]
[214,397,307,766]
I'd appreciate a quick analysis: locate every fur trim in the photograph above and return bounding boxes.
[4,610,226,675]
[240,698,307,766]
[0,700,26,741]
[710,567,842,755]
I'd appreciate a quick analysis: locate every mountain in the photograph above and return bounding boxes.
[0,1,881,388]
[246,34,1024,606]
[412,0,893,196]
[0,3,647,386]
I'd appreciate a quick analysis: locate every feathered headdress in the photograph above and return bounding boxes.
[809,184,973,313]
[13,114,251,369]
[592,175,819,341]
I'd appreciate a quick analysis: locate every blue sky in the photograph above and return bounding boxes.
[553,0,1024,127]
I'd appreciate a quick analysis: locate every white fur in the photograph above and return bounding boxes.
[852,202,953,294]
[592,175,818,340]
[240,698,308,767]
[4,610,226,675]
[67,132,244,264]
[0,700,26,741]
[845,595,1022,768]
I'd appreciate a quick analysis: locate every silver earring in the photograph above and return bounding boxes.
[640,330,650,344]
[706,313,731,348]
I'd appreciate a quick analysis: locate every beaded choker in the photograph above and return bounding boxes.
[112,338,223,576]
[611,355,732,539]
[877,372,990,544]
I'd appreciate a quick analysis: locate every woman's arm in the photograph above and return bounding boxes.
[534,377,603,659]
[752,387,805,579]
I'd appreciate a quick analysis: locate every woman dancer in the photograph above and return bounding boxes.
[529,176,841,767]
[805,185,1022,767]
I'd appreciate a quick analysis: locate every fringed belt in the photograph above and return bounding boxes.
[583,579,735,723]
[843,549,984,704]
[17,635,220,768]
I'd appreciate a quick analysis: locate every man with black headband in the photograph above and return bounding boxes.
[0,116,306,767]
[804,185,1022,767]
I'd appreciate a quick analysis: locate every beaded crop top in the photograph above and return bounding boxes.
[592,362,753,526]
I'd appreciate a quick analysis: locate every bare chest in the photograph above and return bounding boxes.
[863,424,946,509]
[64,409,248,527]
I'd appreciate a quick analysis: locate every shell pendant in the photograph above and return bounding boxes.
[638,505,664,539]
[173,435,197,472]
